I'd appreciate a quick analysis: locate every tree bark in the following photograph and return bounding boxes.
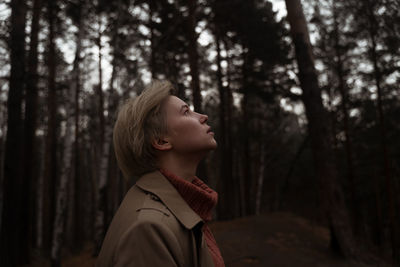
[96,5,105,146]
[50,4,84,266]
[73,8,83,252]
[241,51,252,217]
[186,0,208,183]
[94,1,121,253]
[187,0,202,113]
[94,107,113,255]
[221,38,237,216]
[215,33,235,220]
[279,135,308,209]
[284,0,358,258]
[43,0,58,254]
[148,0,156,79]
[36,138,46,249]
[23,0,42,257]
[50,74,75,267]
[255,142,266,215]
[0,0,27,265]
[374,169,384,251]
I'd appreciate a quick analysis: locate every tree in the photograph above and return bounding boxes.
[50,1,84,266]
[94,0,123,254]
[0,0,27,265]
[22,0,42,262]
[186,0,202,113]
[214,30,235,219]
[42,0,59,254]
[284,0,358,258]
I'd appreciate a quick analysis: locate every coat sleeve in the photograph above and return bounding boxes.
[114,219,185,267]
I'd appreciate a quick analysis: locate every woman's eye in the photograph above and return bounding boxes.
[184,109,189,115]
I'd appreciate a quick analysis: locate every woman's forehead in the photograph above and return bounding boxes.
[166,95,188,109]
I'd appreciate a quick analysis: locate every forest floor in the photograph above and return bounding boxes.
[25,212,393,267]
[209,212,393,267]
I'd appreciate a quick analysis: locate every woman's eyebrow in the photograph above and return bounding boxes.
[180,104,189,112]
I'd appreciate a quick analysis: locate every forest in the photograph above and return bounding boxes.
[0,0,399,266]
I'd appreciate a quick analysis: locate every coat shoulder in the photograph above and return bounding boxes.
[136,191,183,234]
[138,192,171,218]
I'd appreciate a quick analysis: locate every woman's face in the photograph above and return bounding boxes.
[163,95,217,154]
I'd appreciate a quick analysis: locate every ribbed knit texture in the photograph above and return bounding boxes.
[159,169,225,267]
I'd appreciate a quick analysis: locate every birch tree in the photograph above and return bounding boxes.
[94,0,122,254]
[51,4,84,265]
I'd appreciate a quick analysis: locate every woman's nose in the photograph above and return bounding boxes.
[200,113,208,123]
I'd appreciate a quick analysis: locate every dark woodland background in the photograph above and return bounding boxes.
[0,0,400,266]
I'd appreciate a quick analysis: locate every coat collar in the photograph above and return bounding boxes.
[135,170,203,230]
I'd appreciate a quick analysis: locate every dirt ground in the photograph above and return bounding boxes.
[209,212,393,267]
[25,212,393,267]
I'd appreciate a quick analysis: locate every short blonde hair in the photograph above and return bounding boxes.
[113,80,175,180]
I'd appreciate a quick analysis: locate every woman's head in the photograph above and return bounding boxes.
[113,80,217,181]
[113,80,174,180]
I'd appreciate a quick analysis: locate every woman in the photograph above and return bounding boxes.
[96,81,225,267]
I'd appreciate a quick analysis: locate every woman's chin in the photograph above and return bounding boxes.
[211,140,218,149]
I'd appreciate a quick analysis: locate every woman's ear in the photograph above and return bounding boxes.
[152,137,172,151]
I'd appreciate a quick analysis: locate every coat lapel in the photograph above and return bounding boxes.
[136,170,203,229]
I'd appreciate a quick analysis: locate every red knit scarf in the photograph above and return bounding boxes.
[160,169,225,267]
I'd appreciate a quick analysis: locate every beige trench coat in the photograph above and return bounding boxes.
[96,170,215,267]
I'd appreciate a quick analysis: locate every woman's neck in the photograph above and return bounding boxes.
[158,152,203,181]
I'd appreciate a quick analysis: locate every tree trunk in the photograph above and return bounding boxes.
[50,7,83,265]
[23,0,42,258]
[279,135,308,209]
[221,38,238,216]
[215,32,235,220]
[374,169,384,251]
[255,142,266,215]
[94,1,121,250]
[186,0,208,183]
[66,156,76,249]
[0,135,4,229]
[94,111,113,254]
[149,0,156,78]
[96,6,105,146]
[0,0,27,265]
[284,0,358,258]
[73,9,83,252]
[42,0,58,255]
[36,137,46,249]
[241,51,252,217]
[50,81,75,267]
[331,2,359,236]
[187,0,202,113]
[108,143,119,219]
